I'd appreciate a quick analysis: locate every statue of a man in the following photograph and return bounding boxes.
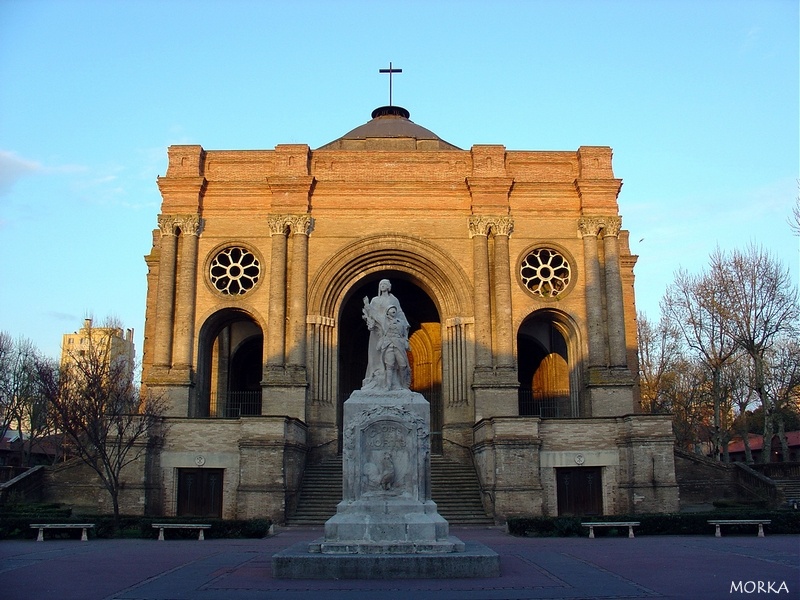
[361,279,411,391]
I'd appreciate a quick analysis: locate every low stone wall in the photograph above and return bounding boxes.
[473,414,680,521]
[156,416,307,522]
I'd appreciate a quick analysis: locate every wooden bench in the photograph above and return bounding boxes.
[152,523,211,541]
[30,523,95,542]
[582,521,640,539]
[708,519,771,538]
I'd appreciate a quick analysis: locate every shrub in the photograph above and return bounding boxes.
[507,510,800,537]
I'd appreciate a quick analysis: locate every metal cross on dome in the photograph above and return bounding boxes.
[379,62,402,106]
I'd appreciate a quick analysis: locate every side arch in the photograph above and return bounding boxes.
[517,308,586,418]
[195,306,266,418]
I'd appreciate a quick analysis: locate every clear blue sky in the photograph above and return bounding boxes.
[1,0,797,360]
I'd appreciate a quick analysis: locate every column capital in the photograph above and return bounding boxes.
[468,215,514,238]
[468,216,491,237]
[269,213,314,236]
[492,216,514,237]
[267,214,292,236]
[601,216,622,237]
[578,215,620,237]
[158,214,203,236]
[289,215,314,236]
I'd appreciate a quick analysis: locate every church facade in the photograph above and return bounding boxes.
[140,106,679,522]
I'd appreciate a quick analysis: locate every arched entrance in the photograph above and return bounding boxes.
[518,311,580,418]
[337,272,443,452]
[196,309,264,418]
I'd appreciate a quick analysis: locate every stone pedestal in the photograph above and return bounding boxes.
[313,388,462,554]
[273,388,499,579]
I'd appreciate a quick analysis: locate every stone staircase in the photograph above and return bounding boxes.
[287,456,343,526]
[286,454,493,526]
[775,479,800,505]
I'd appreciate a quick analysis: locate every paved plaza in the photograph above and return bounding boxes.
[0,526,797,600]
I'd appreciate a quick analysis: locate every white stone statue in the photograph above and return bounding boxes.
[361,279,411,391]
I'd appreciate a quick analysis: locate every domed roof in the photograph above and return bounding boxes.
[317,106,461,151]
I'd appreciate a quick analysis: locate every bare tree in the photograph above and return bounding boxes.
[665,356,713,454]
[0,332,17,443]
[789,192,800,236]
[0,333,47,464]
[38,320,166,527]
[726,353,757,463]
[637,311,682,414]
[662,267,740,460]
[711,244,800,462]
[763,338,800,461]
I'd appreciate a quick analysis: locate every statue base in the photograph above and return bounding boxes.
[317,389,462,553]
[272,391,500,578]
[273,540,500,579]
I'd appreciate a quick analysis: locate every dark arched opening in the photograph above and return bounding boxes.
[518,315,573,418]
[337,271,443,451]
[196,309,263,418]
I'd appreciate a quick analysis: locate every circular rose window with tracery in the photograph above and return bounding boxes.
[520,248,572,298]
[209,246,261,295]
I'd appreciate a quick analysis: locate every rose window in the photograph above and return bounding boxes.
[520,248,572,298]
[209,247,260,295]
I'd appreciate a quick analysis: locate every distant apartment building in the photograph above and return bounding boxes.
[61,318,135,382]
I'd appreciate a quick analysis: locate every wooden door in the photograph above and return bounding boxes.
[177,468,224,518]
[556,467,602,516]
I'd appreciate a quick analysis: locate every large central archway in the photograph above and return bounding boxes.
[306,234,474,457]
[338,272,443,451]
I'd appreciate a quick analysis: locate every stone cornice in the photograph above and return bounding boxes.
[466,176,514,195]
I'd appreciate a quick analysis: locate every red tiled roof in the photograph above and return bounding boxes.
[728,431,800,452]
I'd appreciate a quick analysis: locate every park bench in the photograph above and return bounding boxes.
[152,523,212,540]
[582,521,640,539]
[708,519,770,538]
[30,523,95,542]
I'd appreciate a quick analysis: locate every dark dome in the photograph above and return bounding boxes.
[317,106,460,151]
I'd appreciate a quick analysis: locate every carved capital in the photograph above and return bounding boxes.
[601,216,622,237]
[492,216,514,237]
[579,215,622,238]
[178,214,203,236]
[469,215,513,237]
[468,216,491,238]
[267,214,292,236]
[289,214,314,236]
[158,213,203,236]
[578,216,604,237]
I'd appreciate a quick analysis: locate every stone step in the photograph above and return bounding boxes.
[285,455,493,526]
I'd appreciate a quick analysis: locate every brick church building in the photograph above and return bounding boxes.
[138,104,679,523]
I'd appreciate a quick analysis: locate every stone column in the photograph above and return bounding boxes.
[154,215,179,367]
[286,215,313,372]
[444,318,470,407]
[492,217,514,369]
[602,217,627,367]
[172,214,202,370]
[578,217,605,368]
[469,217,492,370]
[266,215,290,372]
